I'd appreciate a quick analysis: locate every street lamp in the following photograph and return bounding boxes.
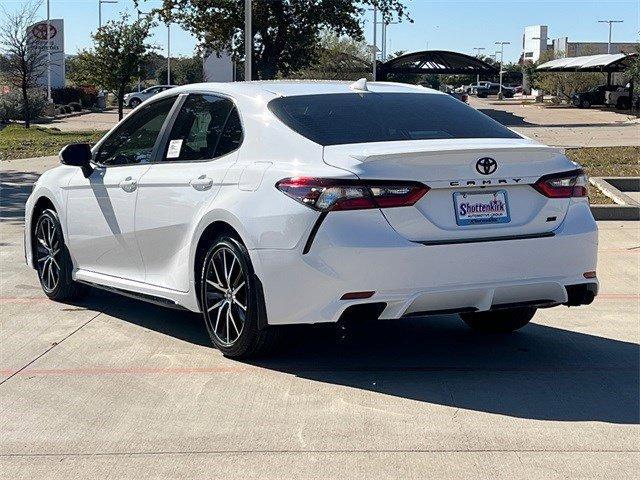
[46,0,51,103]
[245,0,252,81]
[370,6,377,80]
[495,41,510,99]
[597,20,624,54]
[382,20,399,61]
[98,0,118,29]
[167,21,171,85]
[137,10,151,92]
[473,47,485,84]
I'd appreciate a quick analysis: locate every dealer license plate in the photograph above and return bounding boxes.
[453,190,511,226]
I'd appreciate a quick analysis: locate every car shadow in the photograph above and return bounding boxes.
[75,289,639,425]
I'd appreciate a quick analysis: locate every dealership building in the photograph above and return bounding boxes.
[522,25,636,62]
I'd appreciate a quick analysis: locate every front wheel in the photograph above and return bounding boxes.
[460,307,536,333]
[129,98,141,108]
[34,209,87,301]
[580,99,591,109]
[199,236,280,358]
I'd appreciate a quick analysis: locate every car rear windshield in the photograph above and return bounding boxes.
[268,92,521,146]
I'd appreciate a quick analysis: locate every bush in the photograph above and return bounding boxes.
[0,89,47,122]
[51,86,98,108]
[68,102,82,112]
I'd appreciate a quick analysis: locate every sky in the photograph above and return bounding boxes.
[2,0,639,63]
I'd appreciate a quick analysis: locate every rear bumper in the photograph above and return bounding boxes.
[253,200,598,326]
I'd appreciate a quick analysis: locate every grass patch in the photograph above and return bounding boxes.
[566,146,639,205]
[566,146,640,177]
[0,124,106,161]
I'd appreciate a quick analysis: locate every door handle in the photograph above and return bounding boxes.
[190,175,213,191]
[119,176,138,193]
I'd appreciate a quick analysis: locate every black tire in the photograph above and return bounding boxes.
[129,98,141,108]
[33,209,88,301]
[460,307,536,333]
[199,235,280,358]
[617,97,631,110]
[580,99,590,109]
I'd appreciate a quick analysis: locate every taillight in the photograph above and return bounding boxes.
[532,170,588,198]
[275,177,429,212]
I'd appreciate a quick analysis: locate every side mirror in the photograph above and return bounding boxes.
[60,143,93,177]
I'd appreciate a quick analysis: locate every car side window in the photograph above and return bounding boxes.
[95,97,175,166]
[163,94,239,162]
[215,107,243,157]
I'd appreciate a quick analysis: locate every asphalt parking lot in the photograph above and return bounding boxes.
[1,158,639,479]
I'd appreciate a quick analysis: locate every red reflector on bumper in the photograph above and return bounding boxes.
[583,271,597,279]
[341,291,375,300]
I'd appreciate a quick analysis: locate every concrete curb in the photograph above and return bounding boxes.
[590,205,640,221]
[590,177,639,207]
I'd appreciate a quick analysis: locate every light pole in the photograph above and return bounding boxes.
[372,6,377,80]
[597,20,624,53]
[495,41,510,99]
[245,0,252,81]
[382,21,399,61]
[167,22,171,84]
[46,0,51,103]
[473,47,485,84]
[98,0,118,29]
[137,10,150,91]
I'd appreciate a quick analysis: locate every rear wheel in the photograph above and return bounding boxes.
[200,236,280,358]
[580,99,591,108]
[129,98,141,108]
[34,209,87,301]
[460,307,536,333]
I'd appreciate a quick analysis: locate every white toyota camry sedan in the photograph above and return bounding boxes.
[25,80,598,357]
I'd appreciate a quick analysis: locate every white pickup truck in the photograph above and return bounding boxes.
[604,84,638,110]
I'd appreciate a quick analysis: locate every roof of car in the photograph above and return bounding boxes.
[158,80,441,100]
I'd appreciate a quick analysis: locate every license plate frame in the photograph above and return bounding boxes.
[453,190,511,226]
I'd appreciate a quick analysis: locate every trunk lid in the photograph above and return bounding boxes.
[323,138,578,242]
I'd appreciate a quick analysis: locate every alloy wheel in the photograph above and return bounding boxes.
[35,215,61,293]
[203,246,248,346]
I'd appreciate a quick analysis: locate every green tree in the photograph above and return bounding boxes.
[290,32,371,80]
[535,49,604,101]
[155,56,204,85]
[68,14,155,119]
[145,0,410,80]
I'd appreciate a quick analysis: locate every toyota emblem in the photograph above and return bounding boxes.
[476,157,497,175]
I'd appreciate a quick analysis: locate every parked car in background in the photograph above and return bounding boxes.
[513,85,523,94]
[25,80,598,358]
[446,89,469,103]
[604,84,638,110]
[476,83,515,98]
[124,85,174,108]
[571,85,619,108]
[467,81,491,95]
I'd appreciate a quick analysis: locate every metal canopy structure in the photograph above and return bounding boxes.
[536,53,637,73]
[378,50,498,80]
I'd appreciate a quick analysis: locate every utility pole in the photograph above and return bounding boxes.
[473,47,485,84]
[46,0,51,103]
[98,0,118,29]
[597,20,623,53]
[495,41,510,99]
[244,0,252,81]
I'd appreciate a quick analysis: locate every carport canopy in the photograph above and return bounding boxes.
[536,53,637,73]
[378,50,498,80]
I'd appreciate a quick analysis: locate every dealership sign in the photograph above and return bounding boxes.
[27,19,65,89]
